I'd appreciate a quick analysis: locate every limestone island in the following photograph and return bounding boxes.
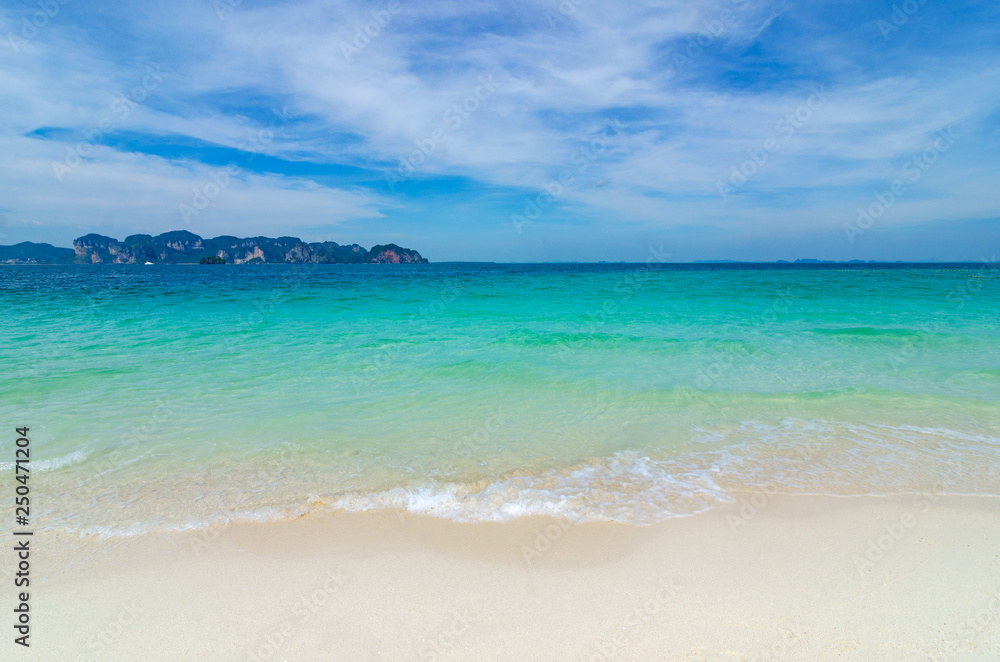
[0,230,428,265]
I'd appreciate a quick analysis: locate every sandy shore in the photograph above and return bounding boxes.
[7,494,1000,661]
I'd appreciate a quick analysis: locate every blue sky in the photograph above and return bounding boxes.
[1,0,998,261]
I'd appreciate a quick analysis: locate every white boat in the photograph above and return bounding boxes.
[144,261,154,265]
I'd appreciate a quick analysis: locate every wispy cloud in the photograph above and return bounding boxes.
[1,0,998,260]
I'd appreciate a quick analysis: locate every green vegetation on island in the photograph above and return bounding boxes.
[0,231,428,265]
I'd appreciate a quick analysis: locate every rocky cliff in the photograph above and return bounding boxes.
[60,231,427,264]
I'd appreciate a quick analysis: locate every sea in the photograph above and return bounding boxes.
[1,262,998,537]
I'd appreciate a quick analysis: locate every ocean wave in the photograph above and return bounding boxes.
[811,326,932,338]
[73,506,302,539]
[490,329,659,348]
[808,326,982,349]
[326,452,733,524]
[34,419,1000,536]
[488,330,754,356]
[323,422,999,524]
[0,448,90,473]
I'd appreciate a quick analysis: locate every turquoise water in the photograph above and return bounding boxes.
[1,263,998,535]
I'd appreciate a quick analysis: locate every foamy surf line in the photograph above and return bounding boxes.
[61,455,737,538]
[0,448,90,473]
[49,427,1000,538]
[320,432,1000,525]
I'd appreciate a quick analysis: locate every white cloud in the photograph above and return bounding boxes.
[1,0,997,257]
[0,134,386,239]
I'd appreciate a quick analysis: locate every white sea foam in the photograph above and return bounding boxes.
[323,420,1000,525]
[0,448,90,473]
[72,506,310,539]
[34,419,1000,535]
[327,451,735,524]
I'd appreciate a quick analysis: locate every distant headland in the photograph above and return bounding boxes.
[0,231,428,265]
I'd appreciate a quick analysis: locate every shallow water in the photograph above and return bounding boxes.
[2,262,998,535]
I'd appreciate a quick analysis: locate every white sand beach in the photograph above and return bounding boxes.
[12,494,999,661]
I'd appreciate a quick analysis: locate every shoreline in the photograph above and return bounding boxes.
[12,494,1000,661]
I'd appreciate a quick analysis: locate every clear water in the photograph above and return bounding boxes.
[1,262,998,536]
